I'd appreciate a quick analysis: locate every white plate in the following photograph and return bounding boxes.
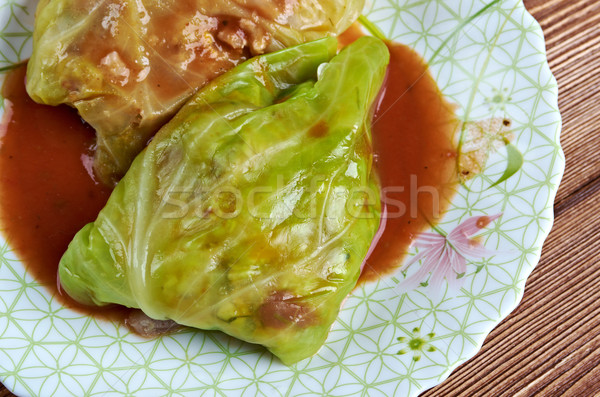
[0,0,563,395]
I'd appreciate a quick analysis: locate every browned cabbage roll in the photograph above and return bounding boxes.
[26,0,364,185]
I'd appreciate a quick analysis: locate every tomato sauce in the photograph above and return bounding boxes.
[339,28,459,282]
[0,35,458,316]
[0,65,125,319]
[360,42,459,282]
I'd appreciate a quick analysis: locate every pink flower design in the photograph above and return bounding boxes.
[398,213,502,292]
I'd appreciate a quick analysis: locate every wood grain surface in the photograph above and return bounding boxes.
[423,0,600,395]
[0,0,596,395]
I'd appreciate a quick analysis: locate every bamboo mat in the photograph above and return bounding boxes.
[1,0,597,395]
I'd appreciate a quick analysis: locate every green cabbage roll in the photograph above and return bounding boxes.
[26,0,365,185]
[59,37,389,364]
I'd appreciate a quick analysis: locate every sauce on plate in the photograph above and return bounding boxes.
[0,66,125,319]
[0,33,458,318]
[363,41,459,282]
[339,27,459,283]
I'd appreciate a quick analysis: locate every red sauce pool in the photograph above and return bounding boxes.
[340,27,459,283]
[0,65,126,319]
[0,38,458,315]
[362,42,459,282]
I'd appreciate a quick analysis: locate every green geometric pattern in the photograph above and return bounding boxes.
[0,0,563,396]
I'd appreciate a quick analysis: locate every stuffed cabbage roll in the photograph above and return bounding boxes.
[58,37,389,364]
[26,0,365,185]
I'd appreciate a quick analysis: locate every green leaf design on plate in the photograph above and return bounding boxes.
[489,139,525,189]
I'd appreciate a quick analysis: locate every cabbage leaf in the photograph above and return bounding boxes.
[26,0,364,185]
[59,37,389,364]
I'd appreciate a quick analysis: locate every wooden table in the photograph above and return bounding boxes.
[423,0,600,395]
[0,0,597,396]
